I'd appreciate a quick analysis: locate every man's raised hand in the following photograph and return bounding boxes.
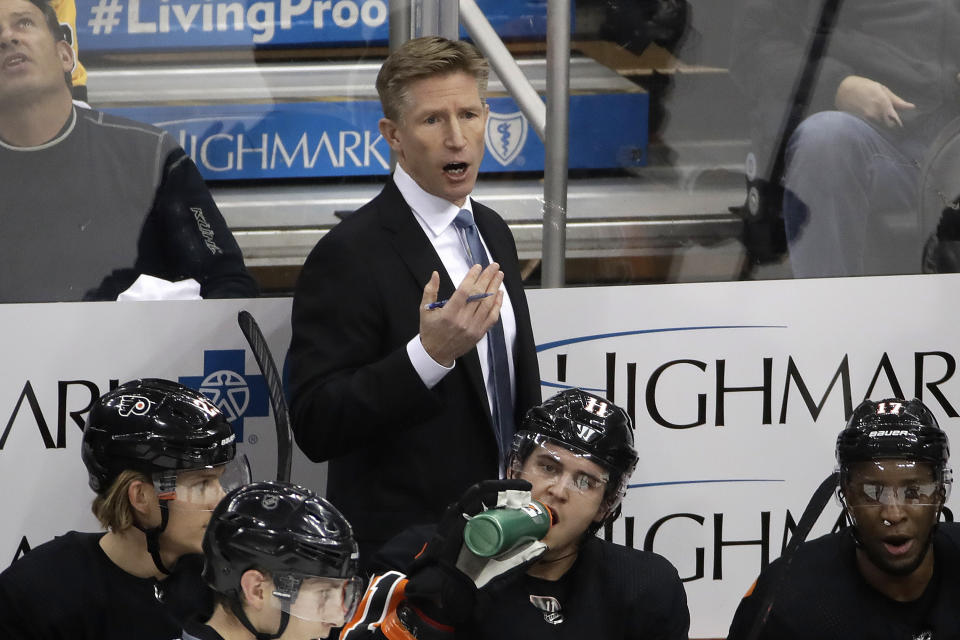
[419,265,504,367]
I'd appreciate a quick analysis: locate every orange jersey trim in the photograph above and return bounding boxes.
[341,572,408,640]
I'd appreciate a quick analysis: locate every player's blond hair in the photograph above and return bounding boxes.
[91,470,150,532]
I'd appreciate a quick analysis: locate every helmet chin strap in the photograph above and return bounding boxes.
[134,499,172,575]
[231,600,291,640]
[838,492,866,548]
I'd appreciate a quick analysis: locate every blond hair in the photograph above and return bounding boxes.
[376,36,489,122]
[91,469,150,532]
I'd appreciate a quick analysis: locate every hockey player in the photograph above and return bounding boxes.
[728,398,960,639]
[341,389,690,639]
[0,379,249,639]
[181,481,365,640]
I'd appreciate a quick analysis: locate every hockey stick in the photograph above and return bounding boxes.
[743,471,839,640]
[237,310,293,482]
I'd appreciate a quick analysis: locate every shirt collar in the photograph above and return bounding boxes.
[394,162,474,238]
[0,106,77,152]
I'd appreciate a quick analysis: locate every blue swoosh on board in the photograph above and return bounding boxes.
[536,325,787,353]
[628,478,785,489]
[536,324,786,390]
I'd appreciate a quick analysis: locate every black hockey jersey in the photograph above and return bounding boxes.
[727,524,960,640]
[0,531,212,640]
[343,531,689,640]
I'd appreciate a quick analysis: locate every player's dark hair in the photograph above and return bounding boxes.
[26,0,72,88]
[26,0,62,39]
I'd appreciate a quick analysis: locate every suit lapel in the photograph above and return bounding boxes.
[376,178,492,425]
[376,179,454,296]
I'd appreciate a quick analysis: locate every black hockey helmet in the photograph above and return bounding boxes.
[836,398,952,548]
[203,481,362,629]
[837,398,949,471]
[837,397,952,505]
[81,378,237,493]
[510,389,638,523]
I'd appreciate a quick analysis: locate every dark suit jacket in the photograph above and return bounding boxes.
[289,177,541,551]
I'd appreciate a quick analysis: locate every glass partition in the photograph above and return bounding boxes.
[4,0,953,300]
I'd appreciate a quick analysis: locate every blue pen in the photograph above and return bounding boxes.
[425,292,494,310]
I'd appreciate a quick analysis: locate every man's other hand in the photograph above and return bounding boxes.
[419,265,504,367]
[403,479,535,627]
[835,75,915,127]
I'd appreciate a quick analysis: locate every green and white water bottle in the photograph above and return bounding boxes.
[463,500,553,558]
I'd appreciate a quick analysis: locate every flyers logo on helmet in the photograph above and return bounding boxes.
[118,395,152,417]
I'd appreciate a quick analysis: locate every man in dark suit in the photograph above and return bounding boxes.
[289,36,541,563]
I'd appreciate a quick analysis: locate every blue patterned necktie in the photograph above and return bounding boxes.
[453,209,514,465]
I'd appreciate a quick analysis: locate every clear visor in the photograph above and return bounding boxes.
[512,437,610,496]
[845,460,948,508]
[154,454,251,511]
[272,575,365,626]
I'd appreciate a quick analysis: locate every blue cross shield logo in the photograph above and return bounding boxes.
[180,349,269,440]
[485,110,528,167]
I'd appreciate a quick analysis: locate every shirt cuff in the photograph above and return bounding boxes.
[407,335,454,389]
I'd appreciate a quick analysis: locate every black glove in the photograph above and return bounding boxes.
[403,479,545,627]
[923,208,960,273]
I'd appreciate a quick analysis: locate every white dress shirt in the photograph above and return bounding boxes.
[395,164,519,428]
